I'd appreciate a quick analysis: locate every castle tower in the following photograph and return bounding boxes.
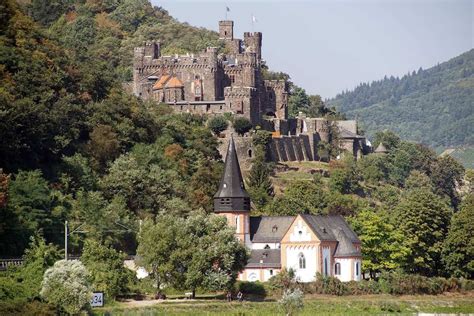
[219,20,234,40]
[214,137,250,243]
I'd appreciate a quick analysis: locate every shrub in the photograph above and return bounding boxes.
[234,281,266,296]
[207,116,228,135]
[233,117,252,136]
[267,268,297,295]
[40,260,92,314]
[0,300,55,316]
[279,288,304,316]
[379,301,401,313]
[310,274,348,296]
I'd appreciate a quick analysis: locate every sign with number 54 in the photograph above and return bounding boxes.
[90,292,104,307]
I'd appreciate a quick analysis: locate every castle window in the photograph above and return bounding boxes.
[269,92,273,100]
[298,253,306,269]
[220,105,223,110]
[335,263,341,275]
[230,75,235,84]
[248,149,252,158]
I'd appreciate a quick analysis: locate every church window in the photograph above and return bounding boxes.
[298,253,306,269]
[230,75,235,84]
[335,263,341,275]
[324,258,328,276]
[269,269,273,276]
[235,215,239,232]
[298,230,302,235]
[355,262,359,276]
[264,244,270,249]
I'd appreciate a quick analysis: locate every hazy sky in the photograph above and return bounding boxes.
[152,0,473,98]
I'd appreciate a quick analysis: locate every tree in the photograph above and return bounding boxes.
[350,209,410,278]
[0,236,61,302]
[40,260,92,314]
[247,145,274,210]
[207,116,228,135]
[288,85,309,118]
[442,194,474,278]
[233,117,252,136]
[430,155,465,208]
[373,130,401,150]
[81,240,131,299]
[137,212,248,297]
[266,181,326,215]
[393,188,452,276]
[87,124,121,170]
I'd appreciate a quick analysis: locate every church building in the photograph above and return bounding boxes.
[214,137,362,282]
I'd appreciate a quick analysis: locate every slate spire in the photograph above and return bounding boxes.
[214,136,250,212]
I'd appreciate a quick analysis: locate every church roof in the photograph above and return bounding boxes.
[165,76,184,88]
[334,228,361,258]
[214,137,250,199]
[246,249,281,268]
[250,216,295,243]
[374,142,388,153]
[300,214,360,243]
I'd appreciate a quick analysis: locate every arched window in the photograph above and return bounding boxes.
[264,244,270,249]
[334,262,341,275]
[235,215,239,233]
[324,258,328,276]
[248,149,252,158]
[355,262,359,276]
[298,253,306,269]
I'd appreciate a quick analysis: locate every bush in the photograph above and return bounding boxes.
[279,288,304,316]
[234,281,266,296]
[310,274,348,296]
[0,300,55,316]
[40,260,92,314]
[207,116,228,135]
[233,117,252,136]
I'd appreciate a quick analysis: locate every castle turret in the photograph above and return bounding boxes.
[214,137,250,243]
[219,20,234,40]
[244,32,262,61]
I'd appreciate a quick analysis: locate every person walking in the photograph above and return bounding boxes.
[237,291,243,302]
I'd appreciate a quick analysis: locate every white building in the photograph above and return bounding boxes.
[214,137,362,283]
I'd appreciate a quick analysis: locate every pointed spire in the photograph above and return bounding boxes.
[374,142,388,154]
[214,136,250,212]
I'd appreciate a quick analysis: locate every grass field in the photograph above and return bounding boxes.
[93,293,474,315]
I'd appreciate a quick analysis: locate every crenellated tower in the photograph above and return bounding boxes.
[214,137,251,244]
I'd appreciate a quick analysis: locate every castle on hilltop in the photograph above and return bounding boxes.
[133,20,371,163]
[133,20,288,125]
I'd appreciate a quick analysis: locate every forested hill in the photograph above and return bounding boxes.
[327,50,474,149]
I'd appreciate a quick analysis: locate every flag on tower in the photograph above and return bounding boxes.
[252,14,257,23]
[226,6,230,12]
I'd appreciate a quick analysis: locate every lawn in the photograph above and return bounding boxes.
[92,293,474,315]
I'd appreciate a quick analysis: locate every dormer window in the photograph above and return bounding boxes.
[272,225,278,233]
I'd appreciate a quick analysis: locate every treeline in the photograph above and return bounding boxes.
[327,49,474,148]
[0,0,224,255]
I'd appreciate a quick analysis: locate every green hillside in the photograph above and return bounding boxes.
[328,50,474,149]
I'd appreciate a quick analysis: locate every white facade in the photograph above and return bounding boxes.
[289,219,312,242]
[334,258,352,282]
[286,245,318,282]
